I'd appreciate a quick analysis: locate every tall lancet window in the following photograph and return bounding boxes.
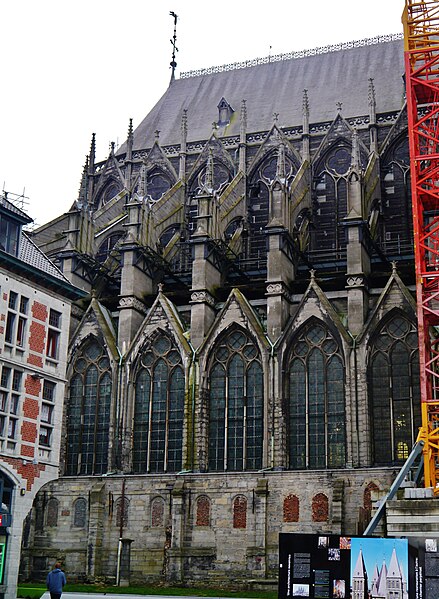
[133,333,184,473]
[66,340,112,475]
[311,140,366,256]
[369,313,421,465]
[288,320,345,469]
[208,328,263,471]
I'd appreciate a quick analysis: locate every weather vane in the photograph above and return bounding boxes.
[169,11,178,83]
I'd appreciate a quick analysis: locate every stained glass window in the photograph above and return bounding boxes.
[73,498,87,528]
[46,498,59,527]
[369,314,421,465]
[288,321,345,469]
[133,333,184,473]
[65,341,111,475]
[208,329,263,471]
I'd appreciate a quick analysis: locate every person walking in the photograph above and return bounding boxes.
[46,562,66,599]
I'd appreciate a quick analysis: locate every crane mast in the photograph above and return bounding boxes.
[403,0,439,492]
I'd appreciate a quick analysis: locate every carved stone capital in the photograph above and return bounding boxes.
[266,282,291,300]
[118,296,148,314]
[190,290,216,307]
[346,275,365,288]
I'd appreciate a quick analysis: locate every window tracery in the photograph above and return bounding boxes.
[208,328,263,472]
[96,232,125,264]
[287,320,345,469]
[73,497,87,528]
[369,313,421,465]
[379,137,412,254]
[133,333,184,473]
[66,340,111,475]
[311,141,362,255]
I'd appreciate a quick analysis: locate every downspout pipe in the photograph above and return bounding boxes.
[115,344,124,471]
[347,331,360,467]
[265,335,280,471]
[178,341,197,474]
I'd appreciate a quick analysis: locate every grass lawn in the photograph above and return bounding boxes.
[17,583,277,599]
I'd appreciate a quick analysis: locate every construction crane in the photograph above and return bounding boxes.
[403,0,439,493]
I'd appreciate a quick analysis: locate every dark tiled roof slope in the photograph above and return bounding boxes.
[124,38,404,151]
[0,194,32,223]
[19,232,70,282]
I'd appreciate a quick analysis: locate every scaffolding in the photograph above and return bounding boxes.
[403,0,439,492]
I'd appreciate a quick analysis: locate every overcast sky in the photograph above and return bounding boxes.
[1,0,404,227]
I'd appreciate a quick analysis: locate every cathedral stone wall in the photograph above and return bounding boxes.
[23,38,422,587]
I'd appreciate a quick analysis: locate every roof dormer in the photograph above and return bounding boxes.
[217,97,234,126]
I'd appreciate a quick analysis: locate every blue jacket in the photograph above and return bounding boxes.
[46,568,66,593]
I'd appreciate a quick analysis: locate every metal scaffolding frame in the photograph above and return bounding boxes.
[403,0,439,492]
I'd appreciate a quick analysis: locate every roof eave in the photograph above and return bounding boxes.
[0,249,88,301]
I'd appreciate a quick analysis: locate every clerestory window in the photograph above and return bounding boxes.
[208,328,263,472]
[133,333,184,473]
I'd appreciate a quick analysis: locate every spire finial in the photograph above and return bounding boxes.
[77,155,89,208]
[240,99,247,135]
[391,260,398,274]
[276,139,286,180]
[336,102,343,113]
[273,112,279,122]
[302,89,309,118]
[155,129,160,142]
[181,109,187,137]
[89,133,96,173]
[368,78,376,109]
[204,147,214,192]
[127,118,134,161]
[310,269,316,281]
[351,127,360,171]
[169,11,179,84]
[138,161,147,198]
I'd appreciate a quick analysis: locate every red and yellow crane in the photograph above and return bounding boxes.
[403,0,439,492]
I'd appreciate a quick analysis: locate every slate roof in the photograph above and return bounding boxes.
[19,232,70,282]
[0,194,32,223]
[122,36,405,152]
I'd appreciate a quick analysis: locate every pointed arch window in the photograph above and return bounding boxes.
[380,137,412,254]
[311,141,360,255]
[66,341,112,476]
[369,314,421,465]
[288,321,345,469]
[133,333,184,473]
[208,328,263,472]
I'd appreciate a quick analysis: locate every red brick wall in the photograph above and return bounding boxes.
[2,456,46,490]
[21,420,37,443]
[233,495,247,529]
[283,494,300,522]
[28,321,46,354]
[312,493,329,522]
[363,482,379,511]
[31,301,48,322]
[23,398,39,420]
[195,495,211,526]
[25,376,42,397]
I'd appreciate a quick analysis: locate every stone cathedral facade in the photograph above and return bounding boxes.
[21,35,420,585]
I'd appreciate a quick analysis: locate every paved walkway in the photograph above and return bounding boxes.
[40,594,239,599]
